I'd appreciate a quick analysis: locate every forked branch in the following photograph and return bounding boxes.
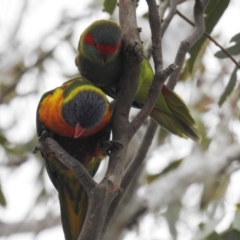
[167,0,209,89]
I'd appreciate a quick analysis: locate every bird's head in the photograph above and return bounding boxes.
[62,87,110,138]
[79,20,122,65]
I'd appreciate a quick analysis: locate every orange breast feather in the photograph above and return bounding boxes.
[39,88,75,137]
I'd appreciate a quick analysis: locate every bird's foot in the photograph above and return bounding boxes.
[33,131,52,154]
[33,146,40,154]
[39,130,52,141]
[102,140,123,155]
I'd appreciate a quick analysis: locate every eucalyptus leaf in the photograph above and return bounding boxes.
[103,0,117,15]
[231,33,240,43]
[205,231,222,240]
[221,229,240,240]
[218,66,238,106]
[0,184,7,207]
[188,0,230,73]
[215,32,240,58]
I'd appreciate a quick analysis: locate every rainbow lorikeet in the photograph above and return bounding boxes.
[36,77,112,240]
[75,20,201,142]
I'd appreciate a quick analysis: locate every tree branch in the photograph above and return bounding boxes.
[36,136,97,191]
[147,0,163,72]
[0,213,61,237]
[161,0,177,36]
[35,1,209,239]
[101,0,170,237]
[122,120,158,188]
[80,0,144,239]
[101,1,210,237]
[101,120,158,239]
[105,0,143,182]
[111,144,240,231]
[158,0,169,20]
[128,0,178,138]
[167,0,209,89]
[176,9,240,69]
[0,31,72,104]
[36,1,143,239]
[35,135,120,240]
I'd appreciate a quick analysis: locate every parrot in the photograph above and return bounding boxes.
[36,77,112,240]
[75,20,201,142]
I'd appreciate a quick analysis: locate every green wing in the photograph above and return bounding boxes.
[135,59,201,141]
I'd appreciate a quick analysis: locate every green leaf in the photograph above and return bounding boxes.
[103,0,117,15]
[218,66,238,106]
[215,32,240,58]
[221,229,240,240]
[236,203,240,211]
[146,159,183,183]
[205,231,222,240]
[188,0,230,73]
[231,33,240,43]
[142,12,149,19]
[215,43,240,58]
[197,219,222,239]
[233,211,240,232]
[157,127,170,145]
[160,159,182,176]
[0,184,7,207]
[163,201,181,239]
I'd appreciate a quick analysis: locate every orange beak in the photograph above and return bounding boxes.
[74,123,85,138]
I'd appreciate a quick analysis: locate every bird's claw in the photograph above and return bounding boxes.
[39,130,52,141]
[33,131,52,154]
[102,140,123,155]
[33,145,40,154]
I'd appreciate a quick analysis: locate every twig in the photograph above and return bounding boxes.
[161,0,177,36]
[128,0,177,138]
[101,120,158,239]
[0,212,61,236]
[35,135,120,240]
[147,0,163,72]
[176,10,240,69]
[36,136,96,191]
[167,0,209,89]
[159,0,169,20]
[0,32,71,104]
[0,10,92,104]
[8,0,28,45]
[122,120,158,189]
[106,0,143,183]
[107,61,190,234]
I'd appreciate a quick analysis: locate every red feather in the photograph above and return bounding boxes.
[84,33,121,56]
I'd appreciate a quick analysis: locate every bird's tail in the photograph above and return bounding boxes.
[58,175,88,240]
[150,85,201,142]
